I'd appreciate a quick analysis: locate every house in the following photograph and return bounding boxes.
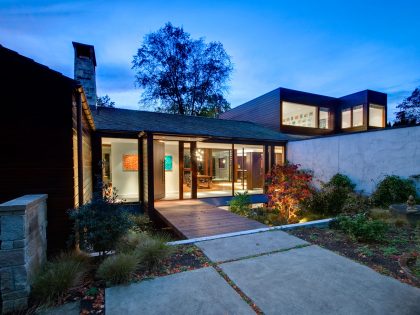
[220,87,387,136]
[0,44,94,251]
[0,42,391,251]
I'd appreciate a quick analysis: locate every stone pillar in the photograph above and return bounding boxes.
[0,195,47,314]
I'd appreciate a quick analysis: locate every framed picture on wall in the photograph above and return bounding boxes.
[122,154,138,171]
[165,155,173,171]
[219,157,226,169]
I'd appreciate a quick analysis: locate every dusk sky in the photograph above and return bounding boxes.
[2,0,419,121]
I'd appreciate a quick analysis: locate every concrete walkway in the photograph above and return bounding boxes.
[105,230,420,315]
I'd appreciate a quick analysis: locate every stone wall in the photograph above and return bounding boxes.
[0,195,47,314]
[287,126,420,194]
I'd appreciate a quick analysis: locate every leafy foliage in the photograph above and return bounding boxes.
[266,163,313,224]
[334,214,388,242]
[96,253,138,286]
[96,94,115,108]
[372,175,417,207]
[302,173,365,216]
[135,234,174,270]
[229,191,252,216]
[129,213,153,233]
[68,188,133,256]
[31,251,89,304]
[394,87,420,126]
[132,22,233,117]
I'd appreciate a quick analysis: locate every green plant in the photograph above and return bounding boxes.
[68,189,133,256]
[31,254,88,304]
[116,231,150,254]
[380,246,399,256]
[372,175,417,207]
[335,213,388,242]
[302,173,358,216]
[135,234,174,270]
[266,163,313,224]
[356,245,374,257]
[326,173,356,191]
[96,253,138,285]
[229,192,251,216]
[129,214,152,233]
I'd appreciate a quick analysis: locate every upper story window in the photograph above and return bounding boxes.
[369,104,385,127]
[341,108,351,128]
[282,101,333,130]
[341,105,364,129]
[352,105,364,127]
[282,102,317,128]
[319,107,330,129]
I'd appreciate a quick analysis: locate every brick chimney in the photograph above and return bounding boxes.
[72,42,97,107]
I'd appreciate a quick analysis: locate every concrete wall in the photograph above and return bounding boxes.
[0,195,47,314]
[287,126,420,194]
[111,142,138,200]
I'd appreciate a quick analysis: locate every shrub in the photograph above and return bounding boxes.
[302,173,359,216]
[129,214,152,233]
[135,234,174,270]
[266,163,313,224]
[335,213,388,242]
[96,253,138,285]
[116,231,150,254]
[326,173,356,190]
[372,175,417,207]
[229,192,251,216]
[68,190,133,256]
[31,253,88,304]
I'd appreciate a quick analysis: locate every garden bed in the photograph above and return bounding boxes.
[288,226,420,288]
[28,245,209,315]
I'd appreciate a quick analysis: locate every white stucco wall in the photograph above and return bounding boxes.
[111,142,139,199]
[287,126,420,194]
[164,142,179,195]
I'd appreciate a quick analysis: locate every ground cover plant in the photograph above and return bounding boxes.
[289,215,420,288]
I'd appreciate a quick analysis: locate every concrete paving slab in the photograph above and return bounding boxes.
[196,230,308,262]
[220,245,420,315]
[105,267,254,315]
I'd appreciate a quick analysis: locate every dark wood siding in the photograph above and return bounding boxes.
[220,88,281,131]
[81,111,93,203]
[0,46,77,252]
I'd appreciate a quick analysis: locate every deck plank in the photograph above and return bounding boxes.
[155,200,266,239]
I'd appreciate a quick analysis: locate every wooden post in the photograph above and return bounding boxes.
[146,133,155,214]
[179,141,184,200]
[138,137,143,207]
[76,92,84,206]
[191,141,198,199]
[232,143,235,196]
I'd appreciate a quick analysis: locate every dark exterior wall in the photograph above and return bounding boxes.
[0,47,77,252]
[81,111,93,203]
[220,88,281,131]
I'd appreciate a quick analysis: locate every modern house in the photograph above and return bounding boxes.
[0,42,389,251]
[220,87,387,136]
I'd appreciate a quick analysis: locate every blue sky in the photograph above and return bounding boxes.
[2,0,420,121]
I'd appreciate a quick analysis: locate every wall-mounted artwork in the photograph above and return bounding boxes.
[165,155,173,171]
[122,154,138,171]
[219,157,226,169]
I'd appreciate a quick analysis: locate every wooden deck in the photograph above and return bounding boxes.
[155,200,267,239]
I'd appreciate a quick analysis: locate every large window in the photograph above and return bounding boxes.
[101,138,139,202]
[282,102,317,128]
[341,108,351,128]
[234,144,264,195]
[352,105,364,127]
[369,104,385,127]
[341,105,365,129]
[319,107,330,129]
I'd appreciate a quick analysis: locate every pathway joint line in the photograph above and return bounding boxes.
[168,218,334,245]
[216,243,312,264]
